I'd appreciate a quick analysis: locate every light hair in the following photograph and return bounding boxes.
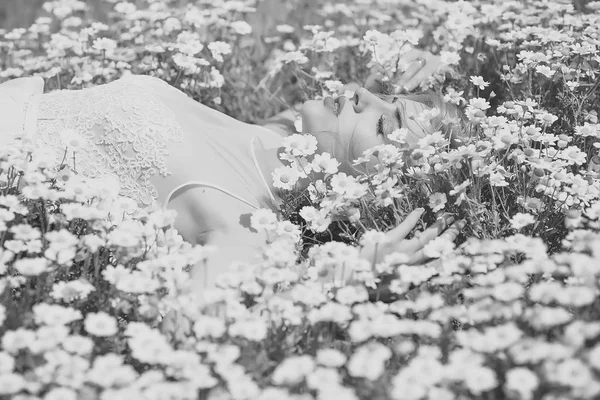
[311,92,472,176]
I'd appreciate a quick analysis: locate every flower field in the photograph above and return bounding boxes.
[2,0,600,399]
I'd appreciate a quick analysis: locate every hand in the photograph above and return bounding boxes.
[365,49,441,93]
[358,208,464,267]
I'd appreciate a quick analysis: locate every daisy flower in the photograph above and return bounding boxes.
[84,312,118,337]
[282,134,319,157]
[470,76,490,90]
[272,166,301,190]
[510,213,536,230]
[440,51,461,65]
[311,152,340,174]
[316,349,347,368]
[428,192,447,212]
[250,209,278,231]
[13,257,48,276]
[330,172,357,195]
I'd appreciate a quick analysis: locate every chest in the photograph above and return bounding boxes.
[160,181,260,245]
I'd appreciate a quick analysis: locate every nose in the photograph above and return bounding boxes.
[353,87,376,113]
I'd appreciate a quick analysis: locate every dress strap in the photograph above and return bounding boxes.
[250,136,278,204]
[162,136,276,211]
[162,181,260,210]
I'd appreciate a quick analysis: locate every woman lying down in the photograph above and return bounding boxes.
[0,59,466,294]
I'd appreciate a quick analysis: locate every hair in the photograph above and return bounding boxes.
[311,92,472,177]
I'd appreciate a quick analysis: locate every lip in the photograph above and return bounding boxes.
[336,96,346,116]
[323,96,346,116]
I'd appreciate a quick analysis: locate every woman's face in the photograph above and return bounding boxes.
[300,87,434,160]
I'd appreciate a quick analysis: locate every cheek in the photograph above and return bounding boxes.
[341,119,382,155]
[300,100,335,133]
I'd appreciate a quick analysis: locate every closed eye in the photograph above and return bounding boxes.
[377,97,403,136]
[395,107,403,128]
[393,97,403,128]
[376,116,385,136]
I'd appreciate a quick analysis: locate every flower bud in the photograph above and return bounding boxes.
[565,209,580,219]
[586,110,598,124]
[500,133,515,144]
[525,126,538,136]
[139,304,160,320]
[589,155,600,172]
[565,209,582,229]
[347,207,360,223]
[554,171,567,181]
[115,299,133,314]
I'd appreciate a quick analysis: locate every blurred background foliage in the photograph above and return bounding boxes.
[0,0,113,29]
[0,0,98,29]
[0,0,330,123]
[0,0,594,30]
[0,0,303,32]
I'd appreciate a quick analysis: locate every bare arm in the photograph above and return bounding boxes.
[166,185,461,297]
[165,185,270,294]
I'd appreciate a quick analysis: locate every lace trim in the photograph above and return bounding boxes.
[36,77,183,206]
[163,181,261,211]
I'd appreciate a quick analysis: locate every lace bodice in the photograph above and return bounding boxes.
[36,76,184,207]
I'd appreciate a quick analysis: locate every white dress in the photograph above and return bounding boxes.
[1,75,283,214]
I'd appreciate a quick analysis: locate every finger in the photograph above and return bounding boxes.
[395,49,427,76]
[403,56,441,91]
[417,223,445,244]
[399,236,425,257]
[408,215,455,246]
[407,221,465,264]
[439,220,465,242]
[388,208,425,241]
[402,223,441,252]
[370,63,386,76]
[395,60,426,90]
[435,212,456,230]
[399,228,440,257]
[397,49,428,64]
[365,75,385,93]
[407,246,428,265]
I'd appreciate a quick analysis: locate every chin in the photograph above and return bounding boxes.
[300,100,332,133]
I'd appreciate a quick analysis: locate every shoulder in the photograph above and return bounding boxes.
[119,74,186,95]
[260,121,295,138]
[0,77,45,141]
[0,76,44,94]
